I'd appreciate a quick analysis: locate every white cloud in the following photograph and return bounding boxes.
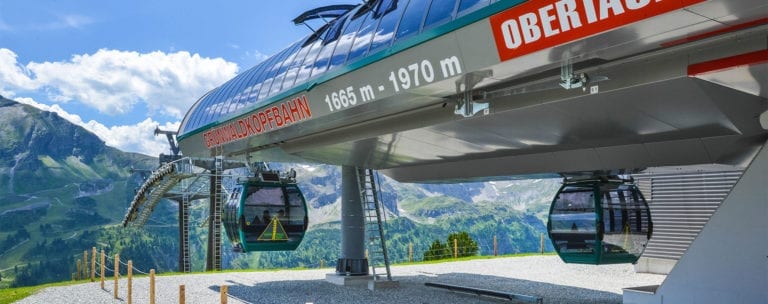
[59,14,93,29]
[0,48,239,119]
[84,118,181,157]
[244,49,270,65]
[0,14,94,32]
[0,49,37,89]
[16,97,179,157]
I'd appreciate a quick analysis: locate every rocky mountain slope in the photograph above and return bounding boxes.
[0,96,157,287]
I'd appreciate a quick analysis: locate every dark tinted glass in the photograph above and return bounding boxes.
[238,60,271,110]
[225,67,260,114]
[368,0,409,52]
[246,53,282,103]
[424,0,458,29]
[323,18,347,44]
[279,41,314,92]
[267,42,303,97]
[328,9,367,69]
[196,82,232,129]
[257,48,294,101]
[184,90,212,131]
[346,6,378,62]
[394,0,430,40]
[457,0,489,16]
[294,40,323,85]
[310,20,346,78]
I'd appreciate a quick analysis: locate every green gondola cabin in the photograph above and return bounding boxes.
[223,171,308,252]
[547,178,653,265]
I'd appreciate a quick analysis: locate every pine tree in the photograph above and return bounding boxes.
[447,231,479,258]
[423,240,450,261]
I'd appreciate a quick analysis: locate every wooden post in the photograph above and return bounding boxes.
[453,238,458,259]
[540,233,545,254]
[114,253,119,299]
[91,247,96,282]
[100,250,105,289]
[83,250,88,279]
[179,285,186,304]
[493,235,498,256]
[76,259,81,280]
[408,243,413,262]
[319,259,324,268]
[220,285,228,304]
[150,269,156,304]
[127,260,133,304]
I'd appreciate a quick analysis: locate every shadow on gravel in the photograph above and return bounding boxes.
[427,272,622,304]
[222,272,621,304]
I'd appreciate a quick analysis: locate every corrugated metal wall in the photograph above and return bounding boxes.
[635,170,743,260]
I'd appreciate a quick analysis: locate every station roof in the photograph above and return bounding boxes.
[178,0,498,138]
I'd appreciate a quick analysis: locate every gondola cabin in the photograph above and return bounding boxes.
[223,171,308,252]
[547,178,652,265]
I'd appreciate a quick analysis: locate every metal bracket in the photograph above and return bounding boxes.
[454,70,493,117]
[559,58,611,92]
[560,58,589,90]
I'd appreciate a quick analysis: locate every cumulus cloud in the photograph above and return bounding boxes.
[0,48,238,119]
[84,118,182,157]
[16,97,179,157]
[244,49,270,65]
[0,49,37,89]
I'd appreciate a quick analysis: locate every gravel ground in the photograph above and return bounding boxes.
[16,256,664,304]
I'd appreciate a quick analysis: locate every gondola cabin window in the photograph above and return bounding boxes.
[549,187,597,254]
[223,180,309,252]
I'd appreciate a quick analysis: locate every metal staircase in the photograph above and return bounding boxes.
[357,168,392,281]
[123,161,195,227]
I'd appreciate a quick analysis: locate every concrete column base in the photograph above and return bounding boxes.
[335,258,368,276]
[326,273,373,287]
[325,273,400,290]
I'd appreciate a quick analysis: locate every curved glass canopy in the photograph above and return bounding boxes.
[223,178,308,252]
[547,178,652,265]
[179,0,499,138]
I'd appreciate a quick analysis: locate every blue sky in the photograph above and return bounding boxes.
[0,0,353,156]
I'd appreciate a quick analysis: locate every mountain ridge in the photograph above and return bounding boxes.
[0,95,560,287]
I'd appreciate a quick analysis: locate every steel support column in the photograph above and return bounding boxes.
[178,196,190,273]
[336,165,368,275]
[206,165,222,271]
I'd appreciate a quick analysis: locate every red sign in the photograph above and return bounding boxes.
[490,0,704,62]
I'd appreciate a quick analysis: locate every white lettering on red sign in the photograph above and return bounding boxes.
[490,0,704,61]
